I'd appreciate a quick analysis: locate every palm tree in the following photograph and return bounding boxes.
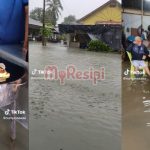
[46,0,63,26]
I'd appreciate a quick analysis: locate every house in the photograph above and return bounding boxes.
[29,18,42,40]
[59,0,122,50]
[78,0,121,25]
[29,18,59,42]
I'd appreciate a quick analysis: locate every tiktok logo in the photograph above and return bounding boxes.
[5,109,10,115]
[124,69,130,76]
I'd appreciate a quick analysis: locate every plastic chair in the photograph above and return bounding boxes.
[126,51,147,79]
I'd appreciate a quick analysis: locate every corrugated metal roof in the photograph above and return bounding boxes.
[29,18,42,27]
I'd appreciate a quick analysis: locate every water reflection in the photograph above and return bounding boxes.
[30,42,121,150]
[122,61,150,150]
[0,84,28,150]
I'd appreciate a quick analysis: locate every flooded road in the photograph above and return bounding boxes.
[122,62,150,150]
[29,42,121,150]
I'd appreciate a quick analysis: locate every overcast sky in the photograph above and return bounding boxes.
[30,0,121,24]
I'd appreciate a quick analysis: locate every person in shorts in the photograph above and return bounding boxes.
[126,36,150,76]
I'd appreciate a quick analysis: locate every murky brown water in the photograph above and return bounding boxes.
[122,62,150,150]
[0,117,28,150]
[29,42,121,150]
[0,85,28,150]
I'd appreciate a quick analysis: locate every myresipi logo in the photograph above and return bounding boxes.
[31,65,105,85]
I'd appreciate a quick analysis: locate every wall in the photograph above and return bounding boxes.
[123,12,150,37]
[80,4,121,25]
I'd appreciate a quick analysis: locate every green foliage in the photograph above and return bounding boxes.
[30,7,43,22]
[40,26,52,38]
[60,34,67,41]
[88,40,112,52]
[46,0,63,26]
[30,7,52,24]
[62,15,77,24]
[30,0,63,25]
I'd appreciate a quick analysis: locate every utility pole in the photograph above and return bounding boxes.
[141,0,144,30]
[42,0,46,46]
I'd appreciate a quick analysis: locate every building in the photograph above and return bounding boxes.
[29,18,59,42]
[78,0,121,25]
[29,18,42,39]
[122,0,150,37]
[59,0,122,50]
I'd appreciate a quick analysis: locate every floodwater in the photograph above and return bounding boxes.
[0,117,28,150]
[122,62,150,150]
[0,85,28,150]
[29,42,121,150]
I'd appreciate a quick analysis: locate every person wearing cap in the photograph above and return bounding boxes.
[126,36,150,76]
[0,0,28,61]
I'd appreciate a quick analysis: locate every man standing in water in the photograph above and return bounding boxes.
[0,0,28,61]
[127,36,150,76]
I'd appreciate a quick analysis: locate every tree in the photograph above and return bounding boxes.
[62,15,77,24]
[30,7,43,22]
[46,0,63,26]
[30,0,63,26]
[30,7,52,24]
[40,25,52,39]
